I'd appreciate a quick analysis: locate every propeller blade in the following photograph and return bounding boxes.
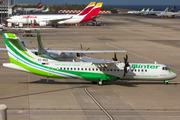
[86,47,90,51]
[112,51,118,61]
[80,44,82,51]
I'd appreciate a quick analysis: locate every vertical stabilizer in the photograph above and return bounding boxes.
[36,30,46,55]
[146,8,150,11]
[141,8,145,11]
[164,7,169,12]
[78,2,96,15]
[80,3,103,23]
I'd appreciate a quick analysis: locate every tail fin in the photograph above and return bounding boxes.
[141,8,145,11]
[36,30,47,55]
[169,6,176,12]
[151,8,154,11]
[45,7,49,12]
[80,3,103,23]
[78,2,96,15]
[37,4,42,9]
[146,8,150,11]
[3,33,42,64]
[164,7,169,12]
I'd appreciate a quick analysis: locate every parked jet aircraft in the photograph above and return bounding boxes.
[142,8,154,15]
[7,2,101,28]
[2,33,177,85]
[127,8,145,14]
[147,7,169,15]
[20,4,46,12]
[157,11,180,18]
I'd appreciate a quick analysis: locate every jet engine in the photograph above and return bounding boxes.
[39,22,48,26]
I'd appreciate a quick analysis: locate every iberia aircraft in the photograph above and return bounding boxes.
[7,2,102,28]
[2,33,177,85]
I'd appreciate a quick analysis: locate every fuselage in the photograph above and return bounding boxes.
[3,58,177,82]
[7,15,85,25]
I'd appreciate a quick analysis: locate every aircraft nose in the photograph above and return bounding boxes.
[170,71,177,79]
[172,72,177,79]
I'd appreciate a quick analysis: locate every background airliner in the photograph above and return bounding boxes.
[7,2,102,28]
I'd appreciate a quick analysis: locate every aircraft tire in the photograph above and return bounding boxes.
[97,80,105,85]
[55,24,58,28]
[97,80,103,85]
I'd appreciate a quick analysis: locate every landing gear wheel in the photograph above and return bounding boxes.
[97,80,105,85]
[97,80,103,86]
[55,24,58,28]
[52,24,55,28]
[164,80,169,85]
[92,81,97,84]
[165,82,169,85]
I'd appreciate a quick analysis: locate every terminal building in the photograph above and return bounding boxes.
[0,0,15,24]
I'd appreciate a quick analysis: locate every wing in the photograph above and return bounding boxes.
[79,56,124,68]
[0,48,7,50]
[47,50,126,55]
[48,16,73,23]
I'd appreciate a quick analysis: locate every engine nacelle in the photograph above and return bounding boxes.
[39,22,47,26]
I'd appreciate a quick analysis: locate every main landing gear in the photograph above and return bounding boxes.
[52,24,58,28]
[97,80,105,86]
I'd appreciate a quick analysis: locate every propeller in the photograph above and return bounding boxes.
[76,44,90,57]
[123,53,129,78]
[112,51,118,61]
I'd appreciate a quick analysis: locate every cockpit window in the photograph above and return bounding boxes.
[162,67,170,70]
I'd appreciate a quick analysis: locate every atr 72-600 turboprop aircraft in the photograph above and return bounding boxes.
[2,33,177,85]
[7,2,102,28]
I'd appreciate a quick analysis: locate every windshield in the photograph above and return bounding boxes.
[162,67,170,70]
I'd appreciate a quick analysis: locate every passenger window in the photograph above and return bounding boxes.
[60,67,62,70]
[81,68,83,70]
[110,69,112,71]
[78,68,79,70]
[114,69,116,71]
[145,69,147,72]
[67,68,69,70]
[103,69,105,71]
[138,69,140,72]
[107,69,109,71]
[74,68,76,70]
[71,68,72,70]
[92,68,94,71]
[64,68,66,70]
[96,68,98,71]
[135,69,136,72]
[85,68,87,71]
[117,69,119,71]
[89,68,91,71]
[142,69,143,72]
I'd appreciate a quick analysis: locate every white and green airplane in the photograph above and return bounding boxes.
[127,8,145,14]
[2,33,177,85]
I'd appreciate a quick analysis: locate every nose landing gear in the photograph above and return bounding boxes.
[164,80,169,84]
